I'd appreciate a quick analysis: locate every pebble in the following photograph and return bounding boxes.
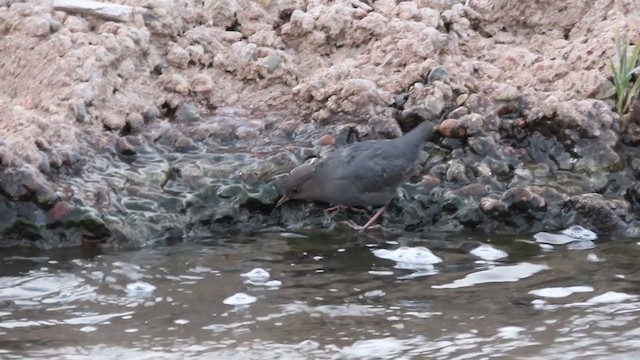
[262,54,283,72]
[126,113,145,133]
[102,114,126,131]
[74,100,87,123]
[166,43,190,69]
[190,74,214,94]
[439,118,466,138]
[427,66,449,83]
[142,105,160,122]
[175,103,200,122]
[494,83,520,101]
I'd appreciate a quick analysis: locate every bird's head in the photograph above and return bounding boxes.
[275,163,321,207]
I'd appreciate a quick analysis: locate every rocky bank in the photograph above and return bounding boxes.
[1,0,640,247]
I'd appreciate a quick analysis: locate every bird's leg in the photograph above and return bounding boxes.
[324,204,347,215]
[340,206,387,232]
[324,205,368,216]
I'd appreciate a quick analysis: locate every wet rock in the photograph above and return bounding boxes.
[126,113,145,133]
[74,99,87,123]
[166,42,190,69]
[191,74,214,95]
[494,83,520,101]
[63,15,90,33]
[500,186,545,211]
[439,118,466,138]
[186,44,206,65]
[427,65,448,84]
[39,153,51,174]
[528,98,614,138]
[175,103,200,122]
[159,73,190,95]
[480,197,508,214]
[630,158,640,180]
[234,126,260,140]
[468,136,497,156]
[25,15,52,37]
[420,8,441,28]
[394,1,420,20]
[262,54,283,72]
[451,183,489,198]
[174,136,198,152]
[565,194,634,235]
[143,105,160,122]
[48,151,63,169]
[0,147,14,168]
[456,93,469,106]
[116,136,143,156]
[393,92,409,110]
[0,168,60,207]
[446,161,470,184]
[103,114,126,131]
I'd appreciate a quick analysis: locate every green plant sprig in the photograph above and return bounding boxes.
[611,33,640,115]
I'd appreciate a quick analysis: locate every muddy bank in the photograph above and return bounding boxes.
[1,0,640,247]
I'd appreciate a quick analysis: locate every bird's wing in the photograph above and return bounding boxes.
[328,142,414,195]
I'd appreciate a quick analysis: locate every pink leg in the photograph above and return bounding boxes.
[324,205,368,215]
[324,204,347,215]
[359,206,387,232]
[341,206,387,232]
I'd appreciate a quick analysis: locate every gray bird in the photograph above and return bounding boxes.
[276,120,434,231]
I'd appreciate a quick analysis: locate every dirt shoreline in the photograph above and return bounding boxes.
[1,0,640,247]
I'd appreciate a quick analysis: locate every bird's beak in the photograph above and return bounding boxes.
[275,195,290,208]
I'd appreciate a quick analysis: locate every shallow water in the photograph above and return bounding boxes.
[1,231,639,359]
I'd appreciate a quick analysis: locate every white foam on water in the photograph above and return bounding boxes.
[241,268,270,282]
[279,232,308,238]
[340,337,412,359]
[561,225,597,240]
[497,326,527,340]
[470,244,508,261]
[362,290,385,298]
[538,243,554,251]
[263,280,282,287]
[223,292,257,306]
[368,270,394,276]
[125,281,156,297]
[586,253,603,262]
[586,291,638,304]
[372,246,443,271]
[529,286,594,298]
[64,311,135,325]
[533,232,577,245]
[432,263,549,289]
[567,240,596,251]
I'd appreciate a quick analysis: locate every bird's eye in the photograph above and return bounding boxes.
[291,187,298,194]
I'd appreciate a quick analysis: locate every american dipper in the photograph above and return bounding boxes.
[276,120,434,231]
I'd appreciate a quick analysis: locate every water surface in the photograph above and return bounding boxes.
[1,231,639,359]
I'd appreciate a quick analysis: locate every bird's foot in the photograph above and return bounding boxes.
[324,205,347,215]
[324,205,367,215]
[340,220,382,232]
